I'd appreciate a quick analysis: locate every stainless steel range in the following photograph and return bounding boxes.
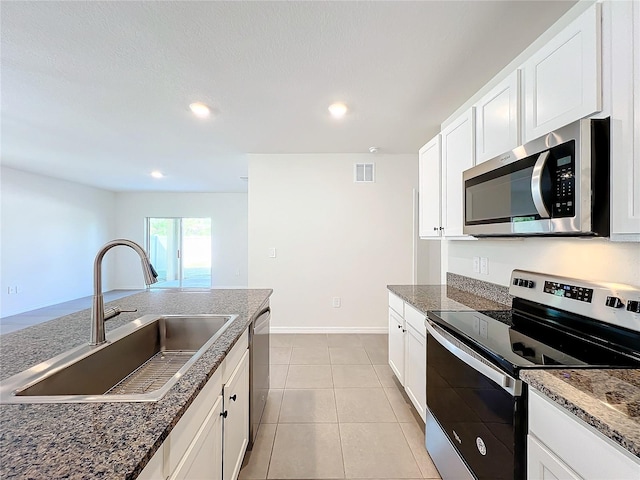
[425,270,640,480]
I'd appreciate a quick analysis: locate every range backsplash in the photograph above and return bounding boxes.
[446,272,513,307]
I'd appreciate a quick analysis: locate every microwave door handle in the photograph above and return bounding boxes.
[531,151,551,218]
[425,320,520,396]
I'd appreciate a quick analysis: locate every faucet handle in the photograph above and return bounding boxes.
[104,306,138,321]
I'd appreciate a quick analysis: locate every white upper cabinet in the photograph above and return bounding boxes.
[610,0,640,240]
[475,70,521,163]
[523,3,602,143]
[418,135,442,238]
[441,108,475,237]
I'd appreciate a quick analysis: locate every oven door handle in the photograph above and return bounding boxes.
[531,150,551,219]
[425,320,521,397]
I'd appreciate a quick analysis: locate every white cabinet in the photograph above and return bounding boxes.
[403,304,426,423]
[388,293,426,422]
[528,435,581,480]
[441,108,475,237]
[528,389,640,480]
[418,135,443,238]
[523,3,602,142]
[223,350,250,480]
[475,70,521,163]
[138,329,250,480]
[388,306,405,386]
[171,395,224,480]
[610,0,640,240]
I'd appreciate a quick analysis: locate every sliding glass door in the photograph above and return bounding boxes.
[146,217,212,288]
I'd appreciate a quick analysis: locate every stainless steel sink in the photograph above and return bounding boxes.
[0,314,237,403]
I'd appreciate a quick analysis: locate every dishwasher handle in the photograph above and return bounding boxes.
[425,319,521,397]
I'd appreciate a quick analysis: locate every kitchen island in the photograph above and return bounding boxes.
[0,288,272,479]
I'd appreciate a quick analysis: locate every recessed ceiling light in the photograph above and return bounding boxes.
[328,102,348,118]
[150,171,164,179]
[189,102,211,118]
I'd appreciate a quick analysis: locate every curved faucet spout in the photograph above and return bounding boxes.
[91,239,158,346]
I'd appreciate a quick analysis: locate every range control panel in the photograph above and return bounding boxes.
[543,281,593,303]
[509,269,640,332]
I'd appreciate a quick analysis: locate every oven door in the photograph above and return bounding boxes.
[425,321,526,480]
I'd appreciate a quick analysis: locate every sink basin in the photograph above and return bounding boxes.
[0,314,237,403]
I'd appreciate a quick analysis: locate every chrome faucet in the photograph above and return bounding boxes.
[90,239,158,346]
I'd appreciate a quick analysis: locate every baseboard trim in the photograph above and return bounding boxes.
[269,326,388,334]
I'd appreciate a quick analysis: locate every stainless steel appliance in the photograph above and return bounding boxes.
[248,304,270,449]
[425,270,640,480]
[463,118,609,236]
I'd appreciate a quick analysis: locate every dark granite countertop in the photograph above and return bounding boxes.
[521,369,640,459]
[387,284,511,314]
[0,288,272,479]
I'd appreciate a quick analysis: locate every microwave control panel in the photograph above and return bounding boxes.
[552,154,575,218]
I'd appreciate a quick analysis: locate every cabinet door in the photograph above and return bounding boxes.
[388,308,405,386]
[610,0,640,240]
[223,349,249,480]
[441,108,475,237]
[403,324,426,423]
[528,435,582,480]
[523,3,602,142]
[475,71,521,164]
[419,135,442,238]
[138,445,165,480]
[171,395,224,480]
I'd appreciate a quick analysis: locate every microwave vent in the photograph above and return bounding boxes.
[354,163,375,183]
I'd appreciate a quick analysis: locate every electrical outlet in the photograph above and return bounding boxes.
[332,297,341,308]
[480,257,488,275]
[473,257,480,273]
[268,248,276,258]
[7,286,17,294]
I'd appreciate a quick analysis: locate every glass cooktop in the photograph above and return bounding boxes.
[427,300,640,377]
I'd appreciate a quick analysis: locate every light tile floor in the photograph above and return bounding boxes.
[239,333,441,480]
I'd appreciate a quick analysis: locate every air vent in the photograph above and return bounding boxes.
[354,163,375,183]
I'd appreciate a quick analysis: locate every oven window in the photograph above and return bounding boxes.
[465,167,538,224]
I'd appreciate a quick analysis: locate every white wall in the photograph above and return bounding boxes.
[113,193,248,288]
[0,167,116,317]
[248,153,417,332]
[447,238,640,287]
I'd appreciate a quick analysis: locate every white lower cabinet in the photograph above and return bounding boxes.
[138,329,249,480]
[388,292,427,422]
[388,307,405,386]
[403,322,426,422]
[528,389,640,480]
[171,394,224,480]
[223,350,250,480]
[528,435,581,480]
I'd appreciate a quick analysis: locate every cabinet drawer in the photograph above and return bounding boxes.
[404,303,426,336]
[223,329,248,385]
[529,390,640,479]
[388,292,404,317]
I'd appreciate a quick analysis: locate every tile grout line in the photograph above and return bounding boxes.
[333,384,348,479]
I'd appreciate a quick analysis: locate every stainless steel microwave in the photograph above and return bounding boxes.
[463,118,609,237]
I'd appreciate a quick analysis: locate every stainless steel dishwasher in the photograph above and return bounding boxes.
[248,304,270,449]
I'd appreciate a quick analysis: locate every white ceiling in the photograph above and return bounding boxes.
[1,1,576,193]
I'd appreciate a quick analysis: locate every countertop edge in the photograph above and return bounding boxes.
[520,370,640,460]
